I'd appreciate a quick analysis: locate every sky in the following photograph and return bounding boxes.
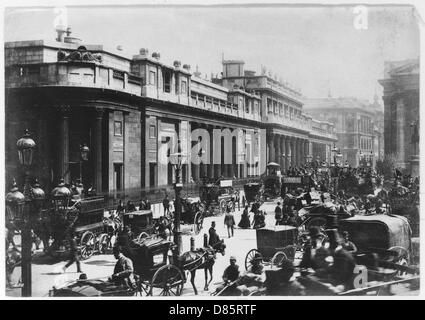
[3,4,421,103]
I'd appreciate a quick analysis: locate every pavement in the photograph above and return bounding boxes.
[6,199,281,297]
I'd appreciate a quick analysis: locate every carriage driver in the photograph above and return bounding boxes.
[110,246,135,289]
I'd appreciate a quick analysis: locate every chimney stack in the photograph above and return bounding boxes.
[173,60,181,68]
[183,64,191,71]
[55,25,66,42]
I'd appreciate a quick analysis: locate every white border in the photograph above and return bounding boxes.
[0,0,424,300]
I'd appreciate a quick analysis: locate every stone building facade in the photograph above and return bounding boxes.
[379,59,420,176]
[304,97,384,168]
[213,61,337,172]
[5,31,336,201]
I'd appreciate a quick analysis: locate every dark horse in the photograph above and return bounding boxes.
[177,240,226,295]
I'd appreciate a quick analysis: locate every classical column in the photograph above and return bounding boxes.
[208,126,214,179]
[268,133,275,165]
[295,138,300,167]
[396,97,406,167]
[275,135,281,169]
[214,126,222,178]
[57,105,70,183]
[93,108,103,193]
[290,137,296,168]
[285,136,290,170]
[280,136,285,171]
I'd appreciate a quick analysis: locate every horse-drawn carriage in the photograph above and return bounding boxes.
[50,235,227,296]
[46,188,119,260]
[243,182,264,206]
[199,179,238,216]
[245,226,299,271]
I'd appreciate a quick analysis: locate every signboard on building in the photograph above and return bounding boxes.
[283,177,302,184]
[220,180,233,187]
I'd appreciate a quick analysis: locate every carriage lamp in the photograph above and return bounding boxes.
[51,179,72,212]
[11,129,45,297]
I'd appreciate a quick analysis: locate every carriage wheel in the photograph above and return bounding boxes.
[245,249,263,271]
[80,231,96,260]
[193,211,204,235]
[137,232,150,244]
[271,251,287,268]
[97,233,109,254]
[306,217,327,229]
[149,264,185,296]
[388,246,410,276]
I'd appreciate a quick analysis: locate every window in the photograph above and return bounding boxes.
[267,98,272,113]
[278,103,283,116]
[149,70,156,85]
[245,99,250,113]
[149,125,156,138]
[284,105,289,117]
[114,121,123,136]
[163,70,171,92]
[181,80,187,94]
[273,101,278,114]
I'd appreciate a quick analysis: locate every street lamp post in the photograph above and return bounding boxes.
[170,140,186,255]
[6,129,45,297]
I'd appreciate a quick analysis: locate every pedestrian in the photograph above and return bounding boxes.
[238,205,251,229]
[341,231,357,253]
[62,231,82,273]
[145,198,151,210]
[126,200,136,213]
[115,225,135,260]
[224,207,236,238]
[116,199,125,216]
[274,202,283,226]
[163,194,170,217]
[138,199,146,210]
[208,221,220,247]
[110,246,135,289]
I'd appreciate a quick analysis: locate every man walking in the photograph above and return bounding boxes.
[224,206,236,238]
[274,202,283,225]
[163,194,170,217]
[62,231,82,273]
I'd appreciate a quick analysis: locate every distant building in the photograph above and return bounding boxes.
[379,59,420,176]
[304,97,384,168]
[213,60,337,172]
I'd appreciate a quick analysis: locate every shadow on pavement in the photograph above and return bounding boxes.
[32,252,65,265]
[83,260,115,266]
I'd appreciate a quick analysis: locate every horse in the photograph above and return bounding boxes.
[177,240,226,295]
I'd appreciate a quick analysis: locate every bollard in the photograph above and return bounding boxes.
[190,236,195,252]
[203,233,208,247]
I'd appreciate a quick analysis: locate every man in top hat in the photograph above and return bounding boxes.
[208,221,220,247]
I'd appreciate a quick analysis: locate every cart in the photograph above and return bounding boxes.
[243,182,264,206]
[47,196,114,260]
[122,210,159,243]
[244,226,298,271]
[199,179,238,216]
[338,214,415,281]
[179,198,205,235]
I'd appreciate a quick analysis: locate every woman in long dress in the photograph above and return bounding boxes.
[238,205,251,229]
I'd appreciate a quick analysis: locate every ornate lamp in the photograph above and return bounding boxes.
[51,179,72,212]
[17,129,36,167]
[6,179,25,223]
